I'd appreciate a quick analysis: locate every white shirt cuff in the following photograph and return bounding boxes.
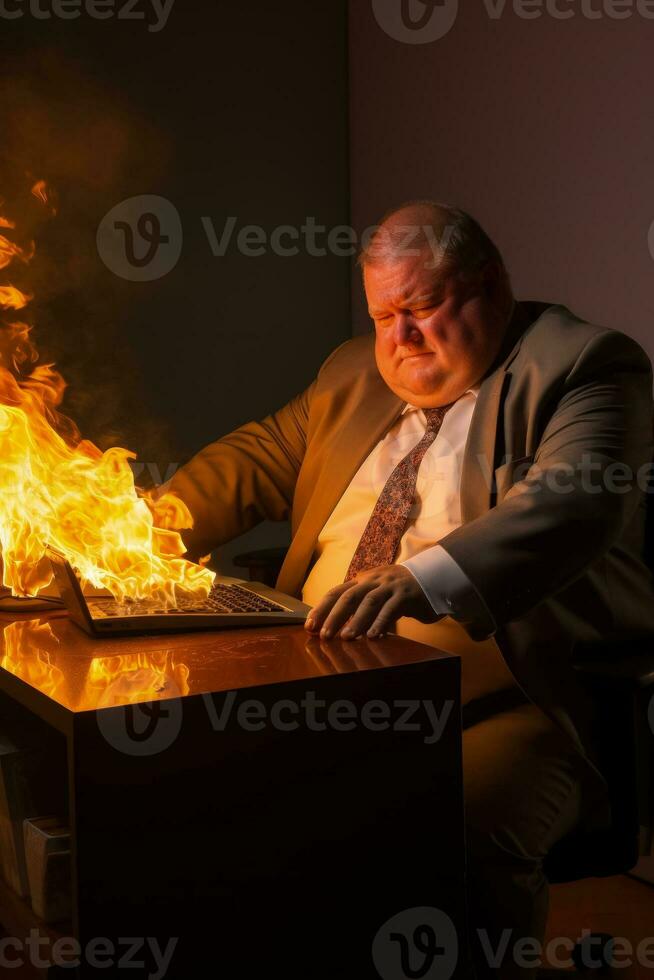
[402,544,497,639]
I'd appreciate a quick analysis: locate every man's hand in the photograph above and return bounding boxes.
[305,565,440,640]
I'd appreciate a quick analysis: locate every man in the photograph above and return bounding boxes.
[167,201,654,977]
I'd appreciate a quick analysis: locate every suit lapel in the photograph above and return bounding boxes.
[460,301,535,522]
[278,377,404,595]
[317,383,406,527]
[460,368,510,523]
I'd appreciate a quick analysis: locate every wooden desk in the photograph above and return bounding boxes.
[0,613,465,979]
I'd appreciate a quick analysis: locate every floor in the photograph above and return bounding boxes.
[2,873,654,977]
[541,873,654,977]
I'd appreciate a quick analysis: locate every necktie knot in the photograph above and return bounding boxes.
[423,404,453,432]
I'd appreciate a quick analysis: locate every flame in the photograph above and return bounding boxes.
[31,180,48,205]
[85,651,190,707]
[0,182,214,604]
[1,619,190,711]
[1,620,67,702]
[30,180,57,216]
[0,285,31,310]
[0,236,25,271]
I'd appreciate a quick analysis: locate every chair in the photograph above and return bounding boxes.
[233,546,288,587]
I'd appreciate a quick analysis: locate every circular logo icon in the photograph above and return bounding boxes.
[372,906,458,980]
[96,673,184,756]
[97,194,182,281]
[372,0,459,44]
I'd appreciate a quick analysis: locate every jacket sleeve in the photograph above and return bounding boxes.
[439,330,654,637]
[166,381,315,559]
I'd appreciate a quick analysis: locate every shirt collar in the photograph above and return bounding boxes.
[401,386,479,415]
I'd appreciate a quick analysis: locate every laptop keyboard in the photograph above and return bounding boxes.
[91,583,289,618]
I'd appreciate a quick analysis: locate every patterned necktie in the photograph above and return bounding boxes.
[344,404,454,581]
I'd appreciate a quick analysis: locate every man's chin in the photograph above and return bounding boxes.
[383,367,466,406]
[378,358,453,402]
[392,379,449,404]
[399,364,447,396]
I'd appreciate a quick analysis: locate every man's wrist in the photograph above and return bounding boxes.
[402,545,497,639]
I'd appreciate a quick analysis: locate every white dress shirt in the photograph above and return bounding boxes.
[301,390,496,637]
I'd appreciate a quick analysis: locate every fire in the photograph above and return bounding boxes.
[85,651,190,707]
[31,180,48,206]
[0,237,25,271]
[0,182,214,605]
[1,619,190,711]
[1,619,67,703]
[0,285,30,310]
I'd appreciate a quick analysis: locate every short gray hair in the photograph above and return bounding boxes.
[358,200,506,280]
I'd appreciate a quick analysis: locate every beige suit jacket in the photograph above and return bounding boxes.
[169,302,654,804]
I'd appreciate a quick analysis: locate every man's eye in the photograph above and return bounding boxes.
[374,314,393,325]
[413,307,436,319]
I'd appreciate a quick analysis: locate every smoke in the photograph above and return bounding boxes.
[0,46,177,483]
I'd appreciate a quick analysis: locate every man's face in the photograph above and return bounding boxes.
[365,250,510,407]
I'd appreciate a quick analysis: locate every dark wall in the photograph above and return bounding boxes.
[0,0,350,571]
[349,0,654,360]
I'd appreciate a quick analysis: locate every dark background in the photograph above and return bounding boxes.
[0,0,351,571]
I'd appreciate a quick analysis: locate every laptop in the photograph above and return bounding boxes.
[48,550,310,637]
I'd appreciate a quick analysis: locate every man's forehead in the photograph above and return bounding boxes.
[365,262,451,307]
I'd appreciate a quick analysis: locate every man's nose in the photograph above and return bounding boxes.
[393,313,423,347]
